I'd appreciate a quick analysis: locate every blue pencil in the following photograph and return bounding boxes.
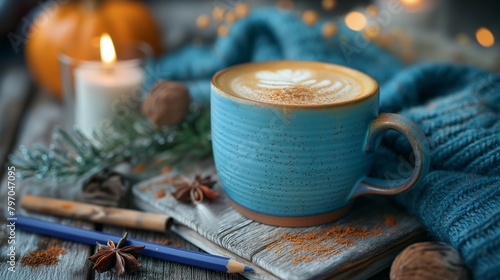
[14,215,252,273]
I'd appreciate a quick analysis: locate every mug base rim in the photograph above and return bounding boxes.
[229,199,352,227]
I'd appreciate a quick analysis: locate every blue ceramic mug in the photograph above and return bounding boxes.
[211,61,430,227]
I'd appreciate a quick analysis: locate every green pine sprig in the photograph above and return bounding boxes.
[9,107,212,180]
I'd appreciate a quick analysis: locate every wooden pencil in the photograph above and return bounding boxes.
[21,195,173,233]
[14,215,252,273]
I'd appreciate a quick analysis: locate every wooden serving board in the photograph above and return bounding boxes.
[132,160,425,280]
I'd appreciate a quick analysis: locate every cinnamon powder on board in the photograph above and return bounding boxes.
[384,214,396,227]
[155,188,167,199]
[267,225,386,264]
[152,238,181,248]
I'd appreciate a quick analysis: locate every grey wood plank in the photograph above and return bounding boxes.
[0,215,93,280]
[132,162,425,280]
[171,224,278,280]
[94,226,245,280]
[0,90,94,280]
[0,66,33,170]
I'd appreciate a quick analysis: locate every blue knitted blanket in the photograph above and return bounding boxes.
[145,9,500,279]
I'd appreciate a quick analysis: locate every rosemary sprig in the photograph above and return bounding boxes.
[9,107,212,180]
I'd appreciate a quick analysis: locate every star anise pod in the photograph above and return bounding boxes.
[171,175,219,203]
[77,169,130,207]
[88,232,145,275]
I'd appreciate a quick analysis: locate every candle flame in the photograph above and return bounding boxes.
[100,33,116,65]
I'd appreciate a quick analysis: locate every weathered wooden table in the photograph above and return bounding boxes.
[0,61,248,280]
[0,62,389,279]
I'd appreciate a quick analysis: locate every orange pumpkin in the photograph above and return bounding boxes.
[25,0,163,100]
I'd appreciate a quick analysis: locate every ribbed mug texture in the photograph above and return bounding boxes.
[211,85,378,216]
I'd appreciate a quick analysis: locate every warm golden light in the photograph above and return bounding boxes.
[322,0,336,11]
[100,33,116,65]
[476,27,495,48]
[363,24,380,39]
[366,4,378,16]
[234,3,249,18]
[196,14,210,29]
[345,11,367,31]
[213,6,225,22]
[400,0,425,12]
[322,22,337,38]
[225,12,236,23]
[302,10,319,26]
[276,0,294,10]
[401,0,421,7]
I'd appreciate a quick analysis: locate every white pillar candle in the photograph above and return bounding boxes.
[74,33,144,136]
[75,66,143,135]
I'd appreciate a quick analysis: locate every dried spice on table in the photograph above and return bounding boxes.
[155,188,167,199]
[169,175,219,204]
[267,224,387,264]
[77,169,130,208]
[88,232,145,276]
[151,238,181,248]
[21,247,67,267]
[139,184,152,191]
[384,214,396,227]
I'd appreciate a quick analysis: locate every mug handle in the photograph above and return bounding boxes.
[350,113,431,199]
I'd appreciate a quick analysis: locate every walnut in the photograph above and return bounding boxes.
[142,81,190,127]
[390,242,469,280]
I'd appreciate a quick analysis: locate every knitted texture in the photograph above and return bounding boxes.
[145,9,500,279]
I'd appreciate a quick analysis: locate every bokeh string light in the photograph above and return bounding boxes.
[344,11,367,31]
[322,0,337,11]
[366,4,378,17]
[476,27,495,48]
[192,0,496,60]
[213,6,225,23]
[400,0,421,7]
[196,14,210,30]
[302,10,319,26]
[234,3,250,18]
[276,0,294,10]
[322,22,338,38]
[400,0,425,12]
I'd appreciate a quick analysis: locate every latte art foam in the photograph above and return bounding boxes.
[230,68,363,105]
